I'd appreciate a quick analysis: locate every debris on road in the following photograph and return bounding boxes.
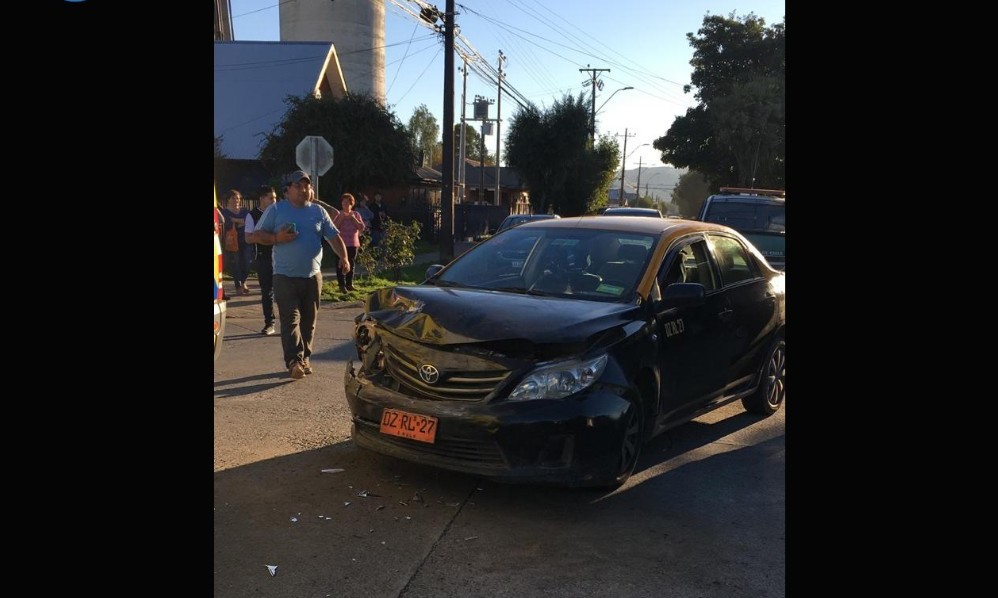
[464,536,478,541]
[357,490,382,498]
[321,468,345,474]
[266,565,278,576]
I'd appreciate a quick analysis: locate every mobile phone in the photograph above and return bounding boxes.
[285,223,297,234]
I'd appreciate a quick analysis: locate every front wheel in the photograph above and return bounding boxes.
[742,338,786,416]
[604,400,643,488]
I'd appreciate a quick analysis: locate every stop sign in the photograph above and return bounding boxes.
[296,136,334,178]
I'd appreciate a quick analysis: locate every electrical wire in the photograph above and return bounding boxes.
[395,47,443,105]
[387,21,423,96]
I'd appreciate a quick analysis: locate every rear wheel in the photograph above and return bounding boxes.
[742,338,786,415]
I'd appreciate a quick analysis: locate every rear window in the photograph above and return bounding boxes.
[703,202,784,233]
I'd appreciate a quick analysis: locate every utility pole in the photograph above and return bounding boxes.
[616,128,634,205]
[458,56,468,203]
[495,50,505,206]
[635,156,643,203]
[579,65,609,146]
[480,121,486,204]
[440,0,455,261]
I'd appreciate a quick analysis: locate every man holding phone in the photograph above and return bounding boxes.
[254,170,351,379]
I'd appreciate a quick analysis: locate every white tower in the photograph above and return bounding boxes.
[280,0,386,105]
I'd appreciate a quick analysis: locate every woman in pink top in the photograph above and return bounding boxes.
[332,193,366,292]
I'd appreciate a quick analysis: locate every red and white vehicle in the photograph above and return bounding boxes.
[214,187,227,361]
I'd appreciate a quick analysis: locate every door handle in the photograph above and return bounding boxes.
[718,308,733,321]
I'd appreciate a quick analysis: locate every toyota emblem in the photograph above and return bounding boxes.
[418,364,440,384]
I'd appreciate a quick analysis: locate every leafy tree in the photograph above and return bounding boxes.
[710,76,783,187]
[634,196,654,209]
[408,104,441,167]
[505,93,620,216]
[671,170,712,218]
[654,13,784,189]
[443,122,492,167]
[259,93,417,201]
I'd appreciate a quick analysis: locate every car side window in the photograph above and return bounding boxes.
[708,234,758,286]
[660,239,717,292]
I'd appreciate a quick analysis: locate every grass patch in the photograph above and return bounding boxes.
[321,262,434,302]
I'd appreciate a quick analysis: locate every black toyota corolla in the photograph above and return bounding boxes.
[344,216,786,487]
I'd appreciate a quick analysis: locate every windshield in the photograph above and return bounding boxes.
[704,202,785,233]
[432,227,658,302]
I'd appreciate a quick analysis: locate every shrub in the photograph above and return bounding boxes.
[355,219,422,282]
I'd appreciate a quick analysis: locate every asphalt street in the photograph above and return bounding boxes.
[214,282,785,598]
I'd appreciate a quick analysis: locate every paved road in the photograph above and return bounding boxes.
[214,284,785,598]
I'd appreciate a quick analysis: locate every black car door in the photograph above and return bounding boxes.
[653,236,729,423]
[705,233,775,393]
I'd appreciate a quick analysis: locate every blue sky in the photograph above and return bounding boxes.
[228,0,784,184]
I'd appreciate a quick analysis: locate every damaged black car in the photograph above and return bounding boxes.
[344,216,786,487]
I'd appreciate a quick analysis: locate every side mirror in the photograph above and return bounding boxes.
[658,283,706,311]
[424,264,445,280]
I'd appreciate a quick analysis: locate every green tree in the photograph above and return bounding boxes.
[654,13,785,189]
[446,122,492,167]
[671,170,712,218]
[710,76,783,187]
[408,104,441,167]
[505,93,620,216]
[259,93,417,201]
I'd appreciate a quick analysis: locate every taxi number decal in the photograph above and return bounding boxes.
[663,318,685,338]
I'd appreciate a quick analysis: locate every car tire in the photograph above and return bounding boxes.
[606,399,643,488]
[742,338,786,416]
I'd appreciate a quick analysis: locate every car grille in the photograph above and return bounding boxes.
[355,418,506,467]
[382,342,511,402]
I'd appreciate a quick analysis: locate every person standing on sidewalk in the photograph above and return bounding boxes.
[370,193,389,247]
[355,193,374,229]
[253,171,351,380]
[220,189,252,295]
[244,185,278,335]
[332,193,366,293]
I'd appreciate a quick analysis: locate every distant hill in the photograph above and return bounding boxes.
[618,165,686,201]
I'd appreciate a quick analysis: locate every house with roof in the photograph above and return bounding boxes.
[214,41,347,203]
[213,41,533,239]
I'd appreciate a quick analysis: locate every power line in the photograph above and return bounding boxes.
[387,21,423,96]
[395,47,443,105]
[462,1,690,107]
[215,35,437,71]
[231,0,295,20]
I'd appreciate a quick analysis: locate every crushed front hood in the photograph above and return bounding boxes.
[367,286,638,346]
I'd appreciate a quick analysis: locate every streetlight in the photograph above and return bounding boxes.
[596,86,634,114]
[619,143,648,206]
[592,86,633,145]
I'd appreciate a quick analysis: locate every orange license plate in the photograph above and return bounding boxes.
[379,409,438,444]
